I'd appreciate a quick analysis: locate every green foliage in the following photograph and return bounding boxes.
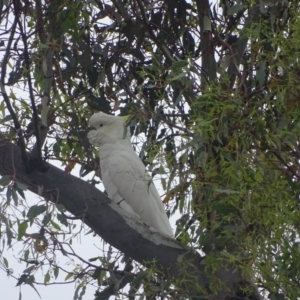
[1,0,300,299]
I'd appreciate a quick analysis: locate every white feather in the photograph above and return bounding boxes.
[88,112,173,236]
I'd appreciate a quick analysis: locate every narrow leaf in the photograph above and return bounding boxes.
[6,226,13,246]
[42,213,52,226]
[53,267,59,279]
[64,273,74,281]
[12,187,18,205]
[0,175,11,186]
[44,272,50,284]
[18,221,28,240]
[6,186,12,204]
[16,182,28,191]
[50,220,61,230]
[3,257,8,268]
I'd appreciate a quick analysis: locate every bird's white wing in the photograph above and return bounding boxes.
[99,152,141,218]
[105,148,173,236]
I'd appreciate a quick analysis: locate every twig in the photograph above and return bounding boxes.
[135,0,197,105]
[195,0,217,86]
[111,0,131,21]
[221,5,260,90]
[135,0,175,64]
[30,46,53,160]
[211,23,241,76]
[0,17,18,127]
[14,2,43,164]
[270,150,300,180]
[0,15,29,165]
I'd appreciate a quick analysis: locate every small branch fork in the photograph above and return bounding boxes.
[0,12,29,166]
[1,0,53,172]
[13,0,44,167]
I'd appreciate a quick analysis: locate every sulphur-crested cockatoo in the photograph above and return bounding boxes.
[87,112,173,236]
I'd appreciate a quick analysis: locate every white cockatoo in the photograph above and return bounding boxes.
[87,112,173,236]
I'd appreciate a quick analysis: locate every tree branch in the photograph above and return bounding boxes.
[0,14,29,167]
[221,5,261,90]
[111,0,131,21]
[0,134,261,299]
[135,0,197,105]
[135,0,175,64]
[14,0,44,167]
[195,0,217,87]
[0,16,18,128]
[30,48,53,161]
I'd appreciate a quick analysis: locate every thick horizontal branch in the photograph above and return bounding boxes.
[0,135,260,299]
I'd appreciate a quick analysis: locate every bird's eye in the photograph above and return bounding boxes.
[99,124,103,127]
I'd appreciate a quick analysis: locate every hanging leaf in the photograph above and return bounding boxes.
[24,249,29,261]
[18,221,28,240]
[227,4,245,16]
[256,60,267,89]
[3,257,9,268]
[57,213,68,227]
[11,187,18,206]
[131,270,148,291]
[0,175,11,186]
[53,142,61,158]
[27,205,47,224]
[44,272,51,284]
[53,267,59,279]
[16,181,28,191]
[6,186,12,204]
[74,284,86,300]
[64,273,74,281]
[16,274,29,286]
[56,204,65,212]
[50,220,61,230]
[42,213,52,226]
[6,226,13,246]
[14,183,25,199]
[170,60,188,70]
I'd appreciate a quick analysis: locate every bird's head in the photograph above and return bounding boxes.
[87,112,129,146]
